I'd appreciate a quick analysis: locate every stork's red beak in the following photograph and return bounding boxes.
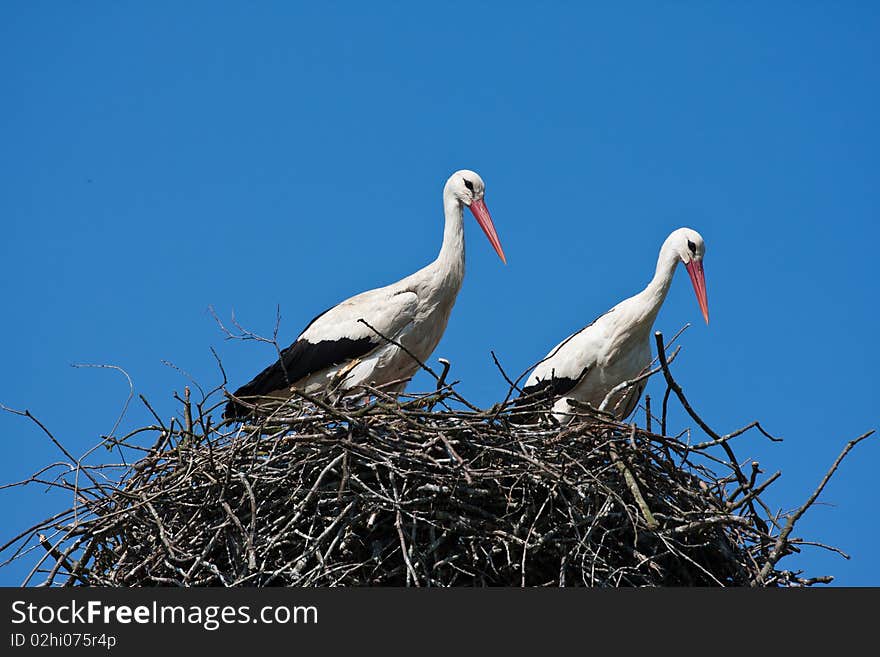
[685,259,710,325]
[468,198,506,264]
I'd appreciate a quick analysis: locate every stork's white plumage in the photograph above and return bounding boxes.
[519,228,709,424]
[224,169,506,419]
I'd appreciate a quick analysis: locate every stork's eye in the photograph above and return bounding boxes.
[687,239,697,254]
[463,179,474,192]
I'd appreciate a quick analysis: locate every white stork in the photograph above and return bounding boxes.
[224,169,506,419]
[519,227,709,424]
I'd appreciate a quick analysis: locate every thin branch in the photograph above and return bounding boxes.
[754,430,875,585]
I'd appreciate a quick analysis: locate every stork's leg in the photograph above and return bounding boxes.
[553,398,577,426]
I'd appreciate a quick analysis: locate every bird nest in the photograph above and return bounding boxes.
[1,334,871,587]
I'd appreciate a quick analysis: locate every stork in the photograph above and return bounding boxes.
[519,227,709,424]
[224,169,506,420]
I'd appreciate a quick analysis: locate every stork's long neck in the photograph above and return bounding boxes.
[631,243,680,327]
[433,192,466,290]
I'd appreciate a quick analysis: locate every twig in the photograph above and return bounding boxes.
[754,430,875,585]
[436,358,451,391]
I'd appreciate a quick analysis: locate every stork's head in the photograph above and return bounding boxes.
[445,169,506,264]
[666,227,709,325]
[447,169,486,205]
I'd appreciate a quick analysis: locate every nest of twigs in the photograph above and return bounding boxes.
[1,333,871,587]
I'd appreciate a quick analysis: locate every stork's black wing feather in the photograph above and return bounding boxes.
[518,367,587,404]
[223,333,378,419]
[508,368,587,425]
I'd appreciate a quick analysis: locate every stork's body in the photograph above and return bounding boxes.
[520,228,709,424]
[224,170,505,419]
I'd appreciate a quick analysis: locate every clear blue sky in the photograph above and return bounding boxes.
[1,2,877,586]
